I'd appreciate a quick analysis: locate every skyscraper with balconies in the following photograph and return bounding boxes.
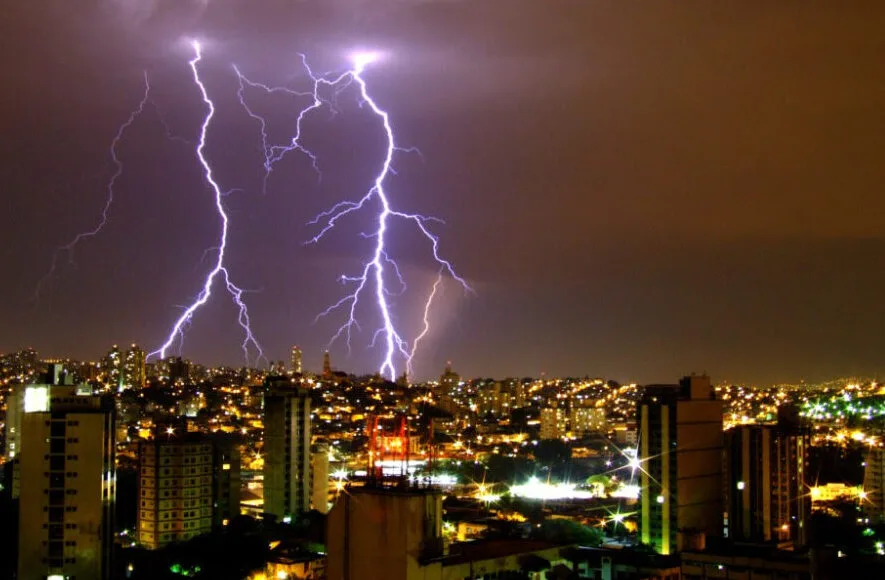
[638,374,723,554]
[17,366,115,580]
[263,377,312,519]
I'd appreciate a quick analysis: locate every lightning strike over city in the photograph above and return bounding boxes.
[236,50,471,380]
[148,41,263,365]
[34,72,153,302]
[7,4,885,577]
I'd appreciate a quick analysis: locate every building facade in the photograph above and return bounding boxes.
[724,421,810,546]
[639,375,723,554]
[123,344,146,389]
[17,367,116,580]
[137,430,241,549]
[263,378,312,519]
[864,447,885,523]
[540,406,568,440]
[311,442,330,514]
[291,345,303,375]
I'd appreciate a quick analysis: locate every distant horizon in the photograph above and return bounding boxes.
[3,344,882,388]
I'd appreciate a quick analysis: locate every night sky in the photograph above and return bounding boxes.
[2,1,885,384]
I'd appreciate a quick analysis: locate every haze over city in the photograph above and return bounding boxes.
[3,1,885,383]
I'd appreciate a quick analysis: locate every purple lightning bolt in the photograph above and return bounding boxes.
[237,51,470,380]
[34,72,152,301]
[148,41,263,364]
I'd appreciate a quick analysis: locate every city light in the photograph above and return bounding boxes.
[510,477,596,500]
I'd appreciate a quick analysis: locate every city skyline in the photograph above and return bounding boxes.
[3,2,885,384]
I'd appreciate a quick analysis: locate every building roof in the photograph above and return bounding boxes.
[441,539,567,566]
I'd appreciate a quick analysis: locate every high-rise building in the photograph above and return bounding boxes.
[103,345,122,389]
[322,351,332,378]
[291,346,303,375]
[723,419,810,546]
[263,378,312,519]
[137,429,241,549]
[5,383,25,498]
[540,406,568,440]
[638,375,723,555]
[123,344,146,389]
[5,383,24,461]
[476,382,509,416]
[17,366,116,580]
[167,356,192,384]
[864,448,885,523]
[311,443,330,514]
[438,362,460,397]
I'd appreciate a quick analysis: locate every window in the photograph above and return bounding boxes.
[50,456,65,471]
[50,422,66,437]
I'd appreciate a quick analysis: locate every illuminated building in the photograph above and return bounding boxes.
[540,406,568,440]
[570,407,607,434]
[723,420,810,546]
[322,350,332,378]
[864,448,885,523]
[476,381,512,416]
[123,343,146,389]
[5,384,25,498]
[102,344,122,388]
[438,361,460,397]
[291,345,303,375]
[17,365,115,580]
[5,383,24,461]
[263,378,312,519]
[311,442,330,514]
[137,430,241,549]
[639,374,723,555]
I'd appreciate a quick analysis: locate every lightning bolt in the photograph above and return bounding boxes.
[236,52,470,380]
[147,41,263,365]
[407,269,445,378]
[35,71,152,302]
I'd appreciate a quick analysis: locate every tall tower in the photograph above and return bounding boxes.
[322,351,332,378]
[103,345,122,389]
[291,345,303,375]
[638,375,723,554]
[123,343,146,389]
[311,443,330,514]
[865,448,885,523]
[438,361,460,397]
[723,419,810,546]
[17,366,116,580]
[263,378,312,519]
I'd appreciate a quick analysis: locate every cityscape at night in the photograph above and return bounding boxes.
[3,1,885,579]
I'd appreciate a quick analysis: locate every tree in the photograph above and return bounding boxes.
[535,440,571,466]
